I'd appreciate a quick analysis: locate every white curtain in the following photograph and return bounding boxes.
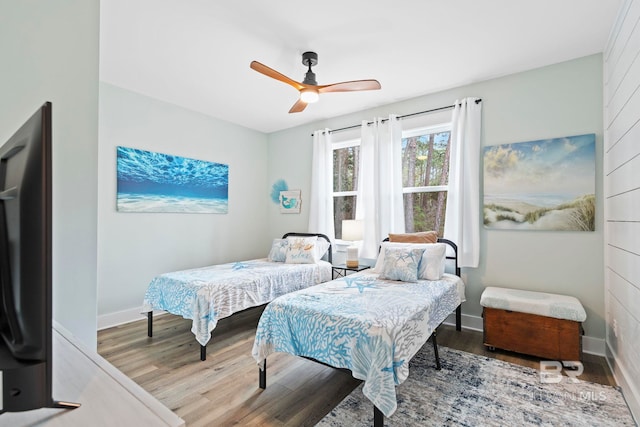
[444,98,482,268]
[356,115,405,259]
[308,129,335,241]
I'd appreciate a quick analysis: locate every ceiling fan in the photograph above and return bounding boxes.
[250,51,381,113]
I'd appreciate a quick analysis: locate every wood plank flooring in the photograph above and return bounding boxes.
[98,307,616,426]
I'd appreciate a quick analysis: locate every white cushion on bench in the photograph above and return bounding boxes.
[480,286,587,322]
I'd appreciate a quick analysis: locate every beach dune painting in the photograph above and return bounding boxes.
[483,134,595,231]
[116,146,229,213]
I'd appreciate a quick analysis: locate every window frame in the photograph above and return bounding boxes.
[332,138,360,199]
[332,137,360,241]
[330,121,452,236]
[401,123,451,195]
[400,122,452,235]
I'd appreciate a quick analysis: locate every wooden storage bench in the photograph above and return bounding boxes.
[480,287,586,361]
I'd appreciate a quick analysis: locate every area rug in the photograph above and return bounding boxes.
[317,344,636,426]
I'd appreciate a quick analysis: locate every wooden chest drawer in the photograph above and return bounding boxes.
[483,307,582,361]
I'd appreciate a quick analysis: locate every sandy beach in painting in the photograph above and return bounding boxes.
[117,193,228,213]
[483,194,595,231]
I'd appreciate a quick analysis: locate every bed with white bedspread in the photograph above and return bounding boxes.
[142,232,332,360]
[252,238,465,426]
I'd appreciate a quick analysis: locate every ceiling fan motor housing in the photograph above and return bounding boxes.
[302,51,318,85]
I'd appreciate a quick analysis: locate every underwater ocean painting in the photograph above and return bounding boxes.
[483,134,595,231]
[116,146,229,213]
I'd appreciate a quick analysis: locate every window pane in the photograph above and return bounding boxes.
[333,195,357,239]
[401,131,451,188]
[333,146,360,192]
[403,191,447,237]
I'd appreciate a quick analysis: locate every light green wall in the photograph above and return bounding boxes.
[97,83,269,318]
[267,54,605,340]
[0,1,100,348]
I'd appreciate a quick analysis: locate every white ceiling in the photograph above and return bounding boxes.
[99,0,621,134]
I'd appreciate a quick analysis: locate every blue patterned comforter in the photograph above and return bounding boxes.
[142,259,332,346]
[252,272,465,417]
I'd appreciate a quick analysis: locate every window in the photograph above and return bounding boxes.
[331,122,451,239]
[401,124,451,236]
[332,139,359,239]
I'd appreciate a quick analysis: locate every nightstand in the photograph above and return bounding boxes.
[332,262,371,279]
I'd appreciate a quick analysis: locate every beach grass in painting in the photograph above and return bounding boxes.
[116,146,228,213]
[483,134,595,231]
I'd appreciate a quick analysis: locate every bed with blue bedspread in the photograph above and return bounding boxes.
[252,238,464,426]
[142,232,332,360]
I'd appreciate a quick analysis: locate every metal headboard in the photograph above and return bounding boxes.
[436,238,460,278]
[282,232,332,264]
[380,236,462,331]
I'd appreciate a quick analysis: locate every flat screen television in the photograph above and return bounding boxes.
[0,102,77,413]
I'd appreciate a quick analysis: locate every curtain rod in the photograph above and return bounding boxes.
[313,98,482,136]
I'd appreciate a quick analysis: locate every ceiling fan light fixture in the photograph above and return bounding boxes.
[300,88,319,103]
[250,51,380,113]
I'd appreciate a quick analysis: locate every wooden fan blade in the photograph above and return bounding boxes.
[318,79,381,93]
[288,98,308,113]
[250,61,304,91]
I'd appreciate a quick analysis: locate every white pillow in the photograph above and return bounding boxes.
[372,242,433,273]
[267,239,289,262]
[379,247,424,282]
[285,236,318,264]
[418,243,446,280]
[314,239,331,262]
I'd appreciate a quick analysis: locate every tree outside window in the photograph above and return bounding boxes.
[401,125,451,237]
[333,140,359,239]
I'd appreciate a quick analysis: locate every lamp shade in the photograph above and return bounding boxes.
[342,219,364,241]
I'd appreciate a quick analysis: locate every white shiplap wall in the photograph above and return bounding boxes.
[604,0,640,421]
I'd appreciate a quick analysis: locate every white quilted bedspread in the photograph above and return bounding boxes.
[142,259,332,346]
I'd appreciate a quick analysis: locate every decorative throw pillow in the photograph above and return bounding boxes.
[267,239,289,262]
[418,243,446,280]
[372,242,432,273]
[379,247,424,282]
[388,231,438,243]
[285,236,318,264]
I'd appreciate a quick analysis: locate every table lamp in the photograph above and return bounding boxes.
[342,219,364,268]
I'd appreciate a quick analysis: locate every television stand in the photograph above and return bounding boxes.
[52,400,81,410]
[0,342,79,413]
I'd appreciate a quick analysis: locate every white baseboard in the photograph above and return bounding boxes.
[606,342,640,425]
[442,312,483,332]
[442,313,606,357]
[99,308,607,357]
[582,336,606,356]
[98,307,165,330]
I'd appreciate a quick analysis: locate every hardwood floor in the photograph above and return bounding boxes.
[98,307,616,426]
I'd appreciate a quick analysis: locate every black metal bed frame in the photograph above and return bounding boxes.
[145,232,332,361]
[258,237,463,427]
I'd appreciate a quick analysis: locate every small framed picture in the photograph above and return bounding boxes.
[279,190,301,214]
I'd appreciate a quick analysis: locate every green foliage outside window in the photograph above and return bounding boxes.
[333,146,359,238]
[332,128,451,239]
[401,131,450,236]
